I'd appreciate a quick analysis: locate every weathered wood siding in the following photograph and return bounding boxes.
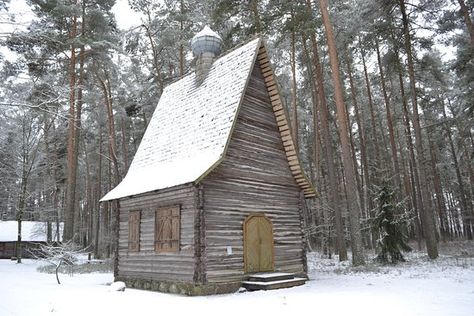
[202,61,305,284]
[117,184,197,282]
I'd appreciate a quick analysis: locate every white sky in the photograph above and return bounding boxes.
[0,0,140,60]
[112,0,142,29]
[3,0,141,31]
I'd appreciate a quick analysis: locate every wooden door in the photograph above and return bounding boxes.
[244,214,274,273]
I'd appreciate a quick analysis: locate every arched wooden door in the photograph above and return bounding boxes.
[244,214,274,273]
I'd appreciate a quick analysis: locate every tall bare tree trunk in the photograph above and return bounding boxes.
[318,0,365,265]
[458,0,474,45]
[64,11,78,242]
[427,131,448,241]
[249,0,261,34]
[344,52,373,248]
[302,35,327,251]
[290,21,298,153]
[360,43,382,174]
[179,0,185,76]
[442,99,470,239]
[16,143,28,263]
[96,68,121,276]
[399,0,438,259]
[143,11,164,94]
[344,52,370,216]
[375,39,402,192]
[392,40,423,248]
[121,118,129,169]
[304,14,347,260]
[73,2,86,242]
[94,130,103,258]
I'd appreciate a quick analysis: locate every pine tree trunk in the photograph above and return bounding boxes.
[72,5,86,242]
[375,39,402,193]
[179,0,185,76]
[121,118,129,169]
[345,102,364,225]
[360,43,382,174]
[83,134,93,247]
[101,72,121,275]
[64,12,78,242]
[442,100,470,239]
[344,52,371,220]
[318,0,365,265]
[144,12,164,94]
[302,35,326,251]
[457,0,474,45]
[427,132,448,241]
[94,130,103,258]
[249,0,261,34]
[395,52,423,248]
[399,0,438,258]
[16,160,27,264]
[290,24,298,153]
[52,131,60,243]
[96,70,121,185]
[304,19,347,260]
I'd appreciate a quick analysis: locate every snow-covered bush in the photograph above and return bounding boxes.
[31,241,87,284]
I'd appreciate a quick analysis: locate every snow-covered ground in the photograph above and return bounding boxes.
[1,244,473,316]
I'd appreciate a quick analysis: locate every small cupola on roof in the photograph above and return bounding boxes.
[191,26,223,85]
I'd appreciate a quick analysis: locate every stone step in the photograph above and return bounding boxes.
[247,272,296,283]
[242,277,307,291]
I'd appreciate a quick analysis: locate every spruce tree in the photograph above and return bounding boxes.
[374,180,412,263]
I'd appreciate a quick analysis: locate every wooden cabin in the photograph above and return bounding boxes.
[101,27,316,295]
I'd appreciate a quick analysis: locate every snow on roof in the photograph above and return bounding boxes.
[0,221,63,242]
[101,38,262,201]
[192,25,222,42]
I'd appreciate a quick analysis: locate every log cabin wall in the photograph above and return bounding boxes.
[117,184,197,283]
[201,61,306,284]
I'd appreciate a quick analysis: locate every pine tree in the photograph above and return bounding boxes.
[374,180,412,264]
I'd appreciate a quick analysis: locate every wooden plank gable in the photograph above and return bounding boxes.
[256,43,317,198]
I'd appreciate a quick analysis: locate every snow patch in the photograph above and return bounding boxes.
[1,244,474,316]
[109,281,126,292]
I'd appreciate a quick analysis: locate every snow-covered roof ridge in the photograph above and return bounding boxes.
[192,25,222,42]
[101,36,317,201]
[101,38,262,201]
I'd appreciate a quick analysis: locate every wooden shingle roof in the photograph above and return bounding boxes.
[101,38,316,201]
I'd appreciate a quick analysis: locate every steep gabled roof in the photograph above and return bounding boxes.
[101,38,316,201]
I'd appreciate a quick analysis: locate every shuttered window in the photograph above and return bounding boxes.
[128,211,141,252]
[155,206,180,252]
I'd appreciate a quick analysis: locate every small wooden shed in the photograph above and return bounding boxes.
[0,221,62,259]
[102,28,316,295]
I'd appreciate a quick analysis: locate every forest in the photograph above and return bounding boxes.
[0,0,473,265]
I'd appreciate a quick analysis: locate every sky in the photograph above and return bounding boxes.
[1,0,456,63]
[3,0,141,30]
[0,0,141,60]
[112,0,142,29]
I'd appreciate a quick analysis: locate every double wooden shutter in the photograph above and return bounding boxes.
[128,211,141,252]
[155,206,180,252]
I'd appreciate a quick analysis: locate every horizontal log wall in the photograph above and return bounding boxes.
[117,184,197,282]
[202,60,305,284]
